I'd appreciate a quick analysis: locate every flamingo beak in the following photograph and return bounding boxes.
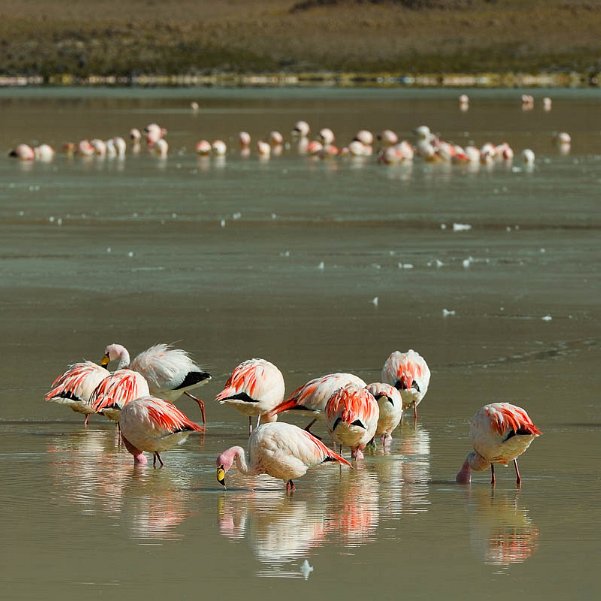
[217,466,226,487]
[100,354,110,367]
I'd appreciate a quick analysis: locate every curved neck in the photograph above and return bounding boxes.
[221,446,252,475]
[116,348,131,370]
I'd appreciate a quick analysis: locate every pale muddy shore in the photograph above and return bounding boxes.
[0,88,599,600]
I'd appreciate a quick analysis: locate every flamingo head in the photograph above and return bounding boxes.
[216,446,243,488]
[101,343,129,369]
[456,451,488,484]
[121,435,148,465]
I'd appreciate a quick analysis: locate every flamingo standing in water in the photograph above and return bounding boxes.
[216,421,350,493]
[325,384,379,460]
[366,382,403,449]
[215,358,285,434]
[101,343,211,423]
[269,372,366,433]
[45,361,109,425]
[456,403,541,486]
[381,349,431,419]
[89,369,150,421]
[120,396,203,467]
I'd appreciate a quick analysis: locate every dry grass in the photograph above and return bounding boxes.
[0,0,600,78]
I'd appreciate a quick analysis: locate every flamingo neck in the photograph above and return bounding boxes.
[122,434,147,465]
[116,348,131,370]
[220,446,252,475]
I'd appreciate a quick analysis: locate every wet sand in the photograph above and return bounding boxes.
[0,88,600,600]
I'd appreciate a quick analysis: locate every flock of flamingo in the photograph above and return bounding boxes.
[45,342,541,493]
[9,94,571,168]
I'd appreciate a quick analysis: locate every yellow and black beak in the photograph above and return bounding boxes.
[217,465,226,487]
[100,354,110,368]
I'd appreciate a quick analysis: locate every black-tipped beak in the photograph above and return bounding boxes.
[217,466,226,487]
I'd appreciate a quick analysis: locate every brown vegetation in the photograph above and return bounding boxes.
[0,0,599,80]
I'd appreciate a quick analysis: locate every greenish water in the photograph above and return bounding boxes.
[0,88,599,600]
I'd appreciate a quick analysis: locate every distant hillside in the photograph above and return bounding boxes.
[0,0,599,83]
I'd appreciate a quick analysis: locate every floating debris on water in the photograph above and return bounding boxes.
[453,223,472,232]
[300,560,314,581]
[442,308,456,317]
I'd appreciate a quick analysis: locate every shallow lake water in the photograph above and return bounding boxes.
[0,87,599,600]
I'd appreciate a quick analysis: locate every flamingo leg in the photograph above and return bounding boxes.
[153,452,164,468]
[84,414,89,428]
[513,459,522,486]
[286,480,296,494]
[413,402,418,421]
[184,392,206,425]
[303,418,317,433]
[248,416,253,436]
[490,463,496,486]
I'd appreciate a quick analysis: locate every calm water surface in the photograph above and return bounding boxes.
[0,88,599,600]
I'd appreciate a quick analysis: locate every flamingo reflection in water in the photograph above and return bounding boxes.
[48,429,195,541]
[217,464,381,577]
[467,488,540,568]
[47,429,133,516]
[217,490,328,578]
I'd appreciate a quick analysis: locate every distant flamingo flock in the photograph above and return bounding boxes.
[45,343,541,492]
[9,95,572,168]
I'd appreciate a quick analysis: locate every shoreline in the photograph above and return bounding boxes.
[1,71,599,89]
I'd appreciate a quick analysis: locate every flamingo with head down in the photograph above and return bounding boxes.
[45,361,109,425]
[120,395,203,467]
[216,421,350,494]
[269,372,366,434]
[381,349,430,419]
[456,403,541,486]
[215,358,285,434]
[325,384,379,460]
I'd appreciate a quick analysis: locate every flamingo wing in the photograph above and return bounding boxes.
[90,370,149,412]
[144,397,204,433]
[45,361,107,402]
[488,403,542,438]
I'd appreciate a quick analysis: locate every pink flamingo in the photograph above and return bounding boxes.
[381,349,430,418]
[215,358,284,434]
[325,384,379,460]
[216,421,351,493]
[120,396,204,467]
[45,361,109,426]
[101,343,210,423]
[9,144,35,160]
[89,369,150,421]
[366,382,403,449]
[269,372,366,433]
[456,403,541,486]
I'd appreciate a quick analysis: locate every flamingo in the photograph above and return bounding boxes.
[215,358,284,434]
[211,140,227,156]
[269,372,366,434]
[366,382,403,449]
[9,144,35,160]
[456,403,541,486]
[292,121,310,138]
[89,369,150,421]
[381,349,431,418]
[238,131,251,149]
[325,384,379,460]
[216,421,351,493]
[45,361,109,425]
[101,343,211,423]
[34,144,55,162]
[120,395,204,467]
[195,140,212,156]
